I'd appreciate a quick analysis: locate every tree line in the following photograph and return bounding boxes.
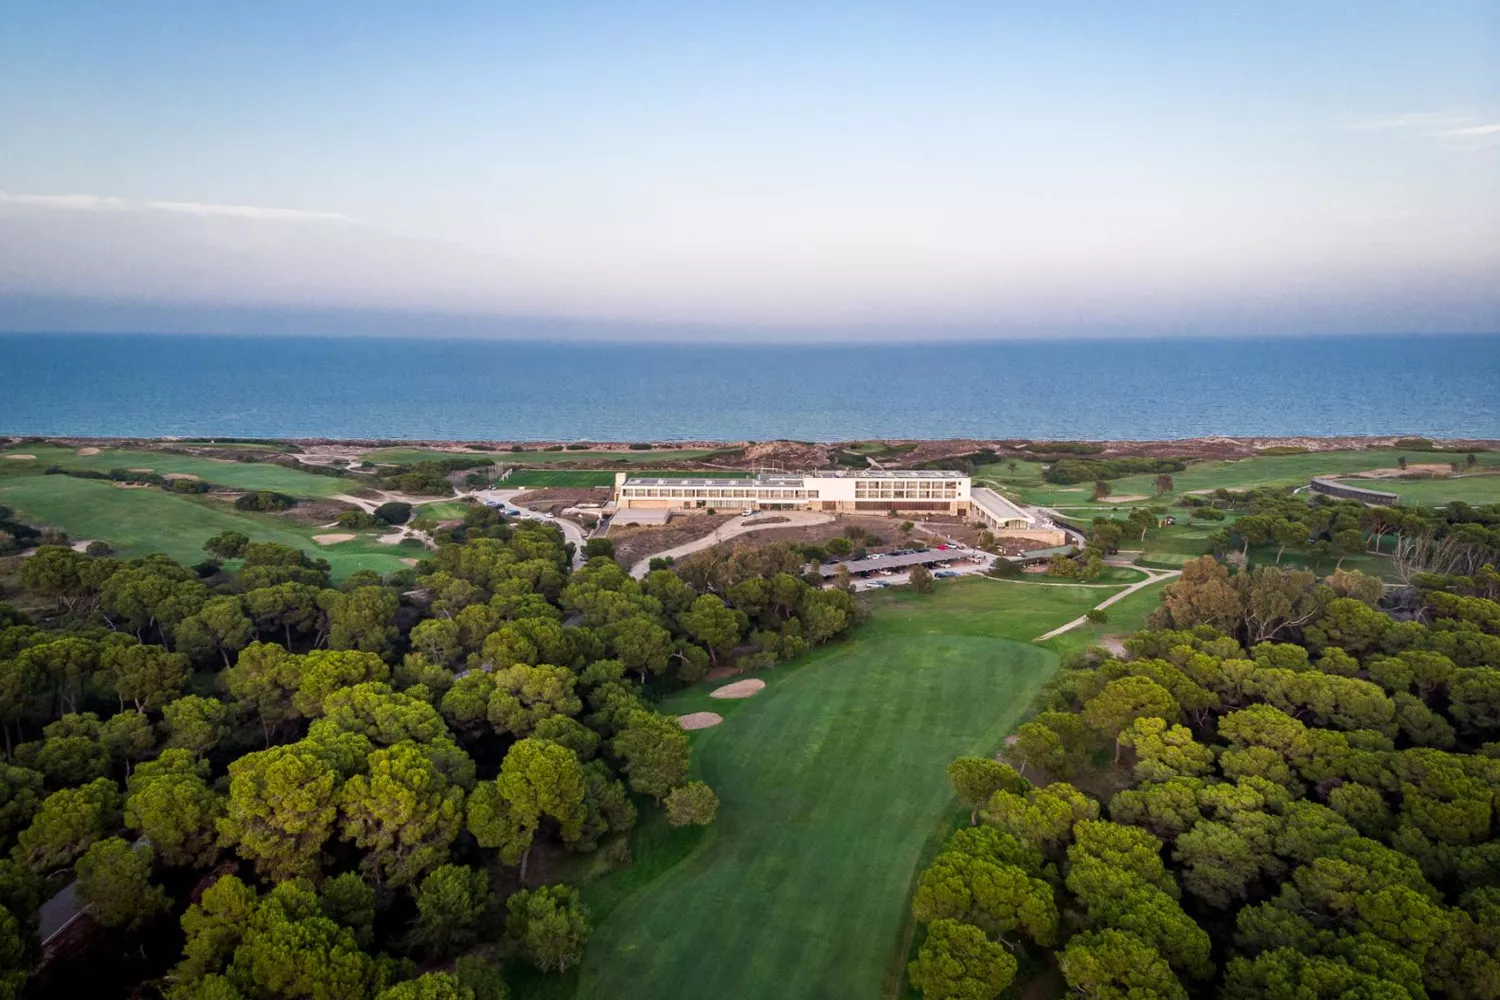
[0,502,859,999]
[908,556,1500,1000]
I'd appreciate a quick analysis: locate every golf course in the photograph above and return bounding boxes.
[519,578,1121,1000]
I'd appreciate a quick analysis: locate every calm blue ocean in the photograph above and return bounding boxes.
[1,333,1497,441]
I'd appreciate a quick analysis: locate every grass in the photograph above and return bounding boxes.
[0,474,413,579]
[973,449,1489,510]
[504,469,735,488]
[1329,473,1500,507]
[363,447,720,465]
[1041,578,1173,658]
[1,445,349,497]
[539,578,1114,1000]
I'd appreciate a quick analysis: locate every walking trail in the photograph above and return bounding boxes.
[1033,559,1179,641]
[628,511,833,578]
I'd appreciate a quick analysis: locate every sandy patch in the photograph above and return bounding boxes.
[677,712,723,731]
[1346,464,1453,479]
[710,678,766,699]
[4,454,35,460]
[75,447,101,456]
[128,467,154,473]
[377,531,406,545]
[313,533,356,545]
[163,472,200,481]
[1185,489,1216,495]
[1101,495,1148,503]
[400,557,421,566]
[70,540,96,553]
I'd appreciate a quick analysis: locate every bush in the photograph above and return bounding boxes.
[1045,457,1187,485]
[1191,506,1226,521]
[84,540,113,556]
[1394,437,1434,450]
[665,781,720,826]
[988,558,1023,579]
[1085,609,1109,624]
[373,502,413,525]
[627,443,654,450]
[564,443,591,450]
[583,538,615,559]
[337,510,378,530]
[234,491,296,511]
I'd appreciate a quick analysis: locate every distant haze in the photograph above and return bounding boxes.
[1,3,1497,340]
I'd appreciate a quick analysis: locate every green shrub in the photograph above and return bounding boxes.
[373,501,413,525]
[234,491,296,511]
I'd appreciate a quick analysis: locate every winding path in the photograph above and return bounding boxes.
[627,511,833,578]
[1033,561,1179,641]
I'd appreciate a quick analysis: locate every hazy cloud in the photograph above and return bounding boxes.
[0,191,358,223]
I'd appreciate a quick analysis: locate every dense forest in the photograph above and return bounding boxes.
[911,505,1500,999]
[0,504,859,999]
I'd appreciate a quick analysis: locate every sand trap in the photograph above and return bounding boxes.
[4,454,35,460]
[75,447,101,456]
[677,712,723,731]
[163,472,200,481]
[313,533,356,545]
[128,467,154,473]
[377,531,405,545]
[70,540,96,553]
[400,557,421,566]
[710,678,766,699]
[1348,464,1453,479]
[1101,495,1148,503]
[1185,489,1216,495]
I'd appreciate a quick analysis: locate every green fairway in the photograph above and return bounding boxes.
[3,445,350,497]
[973,449,1483,510]
[504,470,620,488]
[1329,474,1500,507]
[1042,578,1174,657]
[0,475,412,579]
[560,578,1110,1000]
[505,469,734,488]
[363,447,718,465]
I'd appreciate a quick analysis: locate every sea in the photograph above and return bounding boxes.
[2,332,1498,442]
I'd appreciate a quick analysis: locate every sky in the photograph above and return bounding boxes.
[0,1,1497,341]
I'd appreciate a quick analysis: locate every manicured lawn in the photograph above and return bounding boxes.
[504,470,620,488]
[364,448,719,465]
[1329,473,1500,507]
[550,578,1111,1000]
[2,445,349,497]
[1042,578,1173,658]
[974,449,1472,509]
[0,474,413,579]
[505,469,734,488]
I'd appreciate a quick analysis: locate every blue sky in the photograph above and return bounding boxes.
[1,1,1496,339]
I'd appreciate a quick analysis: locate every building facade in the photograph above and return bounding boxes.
[613,470,973,514]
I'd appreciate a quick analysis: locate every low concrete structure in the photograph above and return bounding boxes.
[1309,477,1399,505]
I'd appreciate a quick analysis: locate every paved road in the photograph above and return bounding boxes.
[473,488,589,567]
[627,511,833,578]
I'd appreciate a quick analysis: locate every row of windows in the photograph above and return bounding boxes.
[621,488,814,499]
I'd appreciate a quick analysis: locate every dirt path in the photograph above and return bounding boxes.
[628,511,833,578]
[1033,565,1179,641]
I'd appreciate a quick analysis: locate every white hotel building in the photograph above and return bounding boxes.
[611,468,1038,528]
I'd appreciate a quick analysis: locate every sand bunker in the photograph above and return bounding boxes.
[377,531,406,545]
[163,473,200,481]
[313,533,356,545]
[1101,495,1148,503]
[677,712,723,731]
[4,454,35,460]
[710,678,766,699]
[128,467,154,473]
[75,447,100,456]
[70,540,96,553]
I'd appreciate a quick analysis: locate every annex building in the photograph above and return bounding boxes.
[613,469,977,516]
